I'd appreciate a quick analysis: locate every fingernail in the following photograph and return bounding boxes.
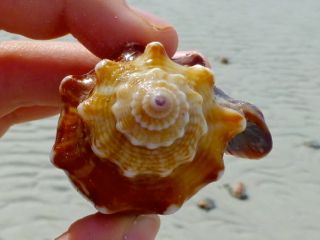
[124,215,159,240]
[131,7,173,30]
[55,232,70,240]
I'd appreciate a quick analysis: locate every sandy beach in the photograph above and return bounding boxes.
[0,0,320,239]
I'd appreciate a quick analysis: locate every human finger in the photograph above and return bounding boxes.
[0,0,178,58]
[56,213,160,240]
[0,106,59,137]
[0,41,100,117]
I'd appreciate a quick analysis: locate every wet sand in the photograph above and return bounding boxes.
[1,0,320,239]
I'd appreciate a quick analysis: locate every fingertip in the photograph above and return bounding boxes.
[64,213,135,240]
[66,0,178,58]
[130,7,179,56]
[148,25,179,57]
[58,213,160,240]
[124,215,160,240]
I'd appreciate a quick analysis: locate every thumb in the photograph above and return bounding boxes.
[66,0,178,58]
[56,213,160,240]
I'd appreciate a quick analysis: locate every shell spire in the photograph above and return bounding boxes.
[76,42,243,177]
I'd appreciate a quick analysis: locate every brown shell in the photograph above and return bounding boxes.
[51,42,272,214]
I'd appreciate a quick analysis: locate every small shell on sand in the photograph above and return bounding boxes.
[197,198,216,211]
[220,57,230,65]
[224,182,248,200]
[303,140,320,150]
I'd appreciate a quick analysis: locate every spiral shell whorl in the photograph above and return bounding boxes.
[113,69,195,150]
[77,42,218,177]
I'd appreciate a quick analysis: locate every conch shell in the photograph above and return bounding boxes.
[51,42,272,214]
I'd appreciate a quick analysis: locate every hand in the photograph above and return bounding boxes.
[0,0,178,137]
[0,0,178,239]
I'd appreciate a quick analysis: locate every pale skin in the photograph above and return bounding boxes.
[0,0,178,239]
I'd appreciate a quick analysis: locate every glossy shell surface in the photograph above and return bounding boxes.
[51,42,272,214]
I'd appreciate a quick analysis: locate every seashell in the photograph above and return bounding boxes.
[51,42,272,214]
[197,198,216,211]
[224,182,248,200]
[220,57,230,65]
[303,140,320,150]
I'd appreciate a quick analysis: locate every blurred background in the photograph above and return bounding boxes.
[0,0,319,239]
